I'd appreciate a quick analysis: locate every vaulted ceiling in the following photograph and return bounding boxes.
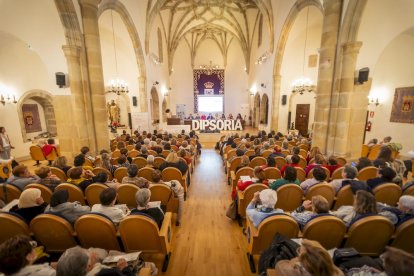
[145,0,274,73]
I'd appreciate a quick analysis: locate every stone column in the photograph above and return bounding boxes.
[138,76,147,112]
[270,74,281,131]
[79,0,109,151]
[312,0,342,153]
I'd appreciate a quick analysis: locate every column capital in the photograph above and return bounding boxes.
[78,0,101,9]
[62,45,82,59]
[341,41,363,54]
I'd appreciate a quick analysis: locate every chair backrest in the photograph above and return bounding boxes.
[1,184,22,203]
[307,167,330,181]
[249,156,267,168]
[275,184,304,211]
[55,184,85,205]
[148,150,157,156]
[332,185,354,210]
[302,216,347,249]
[75,214,121,251]
[150,184,172,206]
[0,213,31,244]
[336,157,347,166]
[367,145,381,160]
[30,214,77,252]
[357,166,378,181]
[305,183,335,207]
[391,219,414,254]
[162,150,171,158]
[25,184,53,204]
[92,167,113,181]
[295,167,306,182]
[298,157,307,168]
[30,145,45,161]
[161,167,183,182]
[119,215,164,253]
[245,150,254,157]
[110,158,119,165]
[117,184,139,208]
[114,167,128,183]
[331,167,344,180]
[281,150,290,156]
[153,157,166,169]
[403,185,414,196]
[361,144,369,158]
[274,157,286,170]
[345,216,394,256]
[238,184,268,218]
[236,167,254,179]
[138,167,155,182]
[128,150,140,158]
[263,167,281,180]
[84,158,93,167]
[85,184,108,206]
[0,160,12,180]
[227,149,237,160]
[229,157,242,173]
[299,149,307,159]
[111,150,121,158]
[373,183,402,206]
[132,157,147,169]
[261,150,272,158]
[50,167,68,181]
[126,145,134,151]
[171,145,179,152]
[45,147,59,161]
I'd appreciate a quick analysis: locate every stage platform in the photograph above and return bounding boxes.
[197,127,257,148]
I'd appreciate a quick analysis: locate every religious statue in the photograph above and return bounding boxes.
[107,100,120,123]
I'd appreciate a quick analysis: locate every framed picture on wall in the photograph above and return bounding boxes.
[22,104,42,133]
[390,86,414,124]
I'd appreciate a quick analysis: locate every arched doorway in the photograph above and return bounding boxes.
[260,93,269,125]
[289,91,316,136]
[17,90,57,142]
[151,86,160,124]
[253,93,261,128]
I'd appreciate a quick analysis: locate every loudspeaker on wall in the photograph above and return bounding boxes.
[281,95,287,105]
[132,96,137,107]
[55,72,67,88]
[357,67,369,84]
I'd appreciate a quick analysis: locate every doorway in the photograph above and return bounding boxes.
[295,104,310,135]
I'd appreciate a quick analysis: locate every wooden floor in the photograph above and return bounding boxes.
[144,149,256,276]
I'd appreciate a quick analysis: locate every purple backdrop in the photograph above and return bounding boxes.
[193,69,224,112]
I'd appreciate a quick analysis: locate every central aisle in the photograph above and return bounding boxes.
[146,149,255,276]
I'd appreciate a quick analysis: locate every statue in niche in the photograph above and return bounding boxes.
[107,100,120,124]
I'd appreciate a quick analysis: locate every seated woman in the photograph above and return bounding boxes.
[231,166,267,199]
[46,189,90,224]
[121,164,149,188]
[146,155,156,168]
[159,152,188,175]
[11,188,47,224]
[246,189,284,228]
[91,188,129,227]
[6,165,40,190]
[117,155,130,168]
[100,152,118,175]
[325,156,342,175]
[41,138,58,162]
[280,155,301,176]
[367,166,397,189]
[290,195,330,229]
[178,149,192,165]
[0,235,55,276]
[270,166,300,190]
[300,166,327,194]
[355,157,373,171]
[275,239,343,276]
[94,172,120,190]
[35,166,61,191]
[373,146,406,183]
[131,188,164,229]
[305,154,326,175]
[66,167,96,191]
[52,156,72,174]
[235,155,250,173]
[379,195,414,226]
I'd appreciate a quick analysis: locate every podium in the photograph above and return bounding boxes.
[167,118,182,125]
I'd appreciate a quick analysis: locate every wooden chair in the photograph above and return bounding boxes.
[231,167,254,190]
[119,213,173,272]
[237,184,268,218]
[295,167,307,182]
[84,158,93,168]
[245,150,254,157]
[308,158,315,165]
[126,145,135,151]
[75,213,121,250]
[161,167,187,199]
[249,156,267,168]
[302,216,347,249]
[162,150,171,158]
[85,183,108,206]
[117,184,139,209]
[344,216,394,256]
[336,157,347,166]
[357,166,378,181]
[274,157,286,170]
[246,214,299,273]
[110,158,119,165]
[403,184,414,196]
[0,160,12,181]
[263,167,281,180]
[331,167,344,180]
[128,150,140,158]
[227,157,241,184]
[150,184,178,213]
[298,157,307,168]
[30,213,77,252]
[305,183,335,208]
[226,149,237,161]
[114,167,128,183]
[0,212,31,244]
[25,184,53,204]
[171,145,178,152]
[299,149,307,159]
[281,150,290,156]
[50,167,68,181]
[133,157,147,169]
[148,150,157,156]
[391,219,414,254]
[30,145,46,165]
[261,150,272,158]
[367,145,381,160]
[92,167,113,181]
[138,167,155,182]
[373,183,402,206]
[55,183,85,205]
[111,150,121,158]
[307,167,330,181]
[332,185,354,210]
[154,157,166,169]
[275,184,304,212]
[361,144,369,157]
[0,183,22,203]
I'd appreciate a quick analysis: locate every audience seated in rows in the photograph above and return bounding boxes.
[246,189,283,228]
[35,166,61,191]
[6,165,40,190]
[269,166,300,190]
[45,189,90,224]
[11,188,47,224]
[121,164,149,188]
[131,188,164,229]
[91,187,128,227]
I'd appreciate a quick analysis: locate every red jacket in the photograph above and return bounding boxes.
[231,179,269,199]
[42,144,56,157]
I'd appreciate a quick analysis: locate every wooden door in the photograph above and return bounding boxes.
[295,104,310,136]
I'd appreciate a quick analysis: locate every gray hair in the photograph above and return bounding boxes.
[343,165,358,179]
[135,188,151,207]
[147,155,154,164]
[260,189,277,209]
[399,195,414,211]
[144,138,150,145]
[57,246,89,276]
[263,142,270,149]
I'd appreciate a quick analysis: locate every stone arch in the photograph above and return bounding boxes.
[150,87,160,124]
[270,0,323,130]
[17,90,57,142]
[260,93,269,125]
[162,98,168,123]
[98,0,147,112]
[339,0,368,45]
[253,93,261,128]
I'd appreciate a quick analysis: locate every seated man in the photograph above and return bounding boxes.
[131,188,164,229]
[379,195,414,226]
[73,154,93,171]
[367,166,397,189]
[6,165,40,190]
[91,188,129,227]
[290,195,330,229]
[66,167,96,191]
[35,166,61,191]
[121,164,149,188]
[300,166,327,193]
[246,189,283,228]
[329,165,358,192]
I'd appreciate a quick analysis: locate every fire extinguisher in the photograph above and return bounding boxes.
[366,121,372,132]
